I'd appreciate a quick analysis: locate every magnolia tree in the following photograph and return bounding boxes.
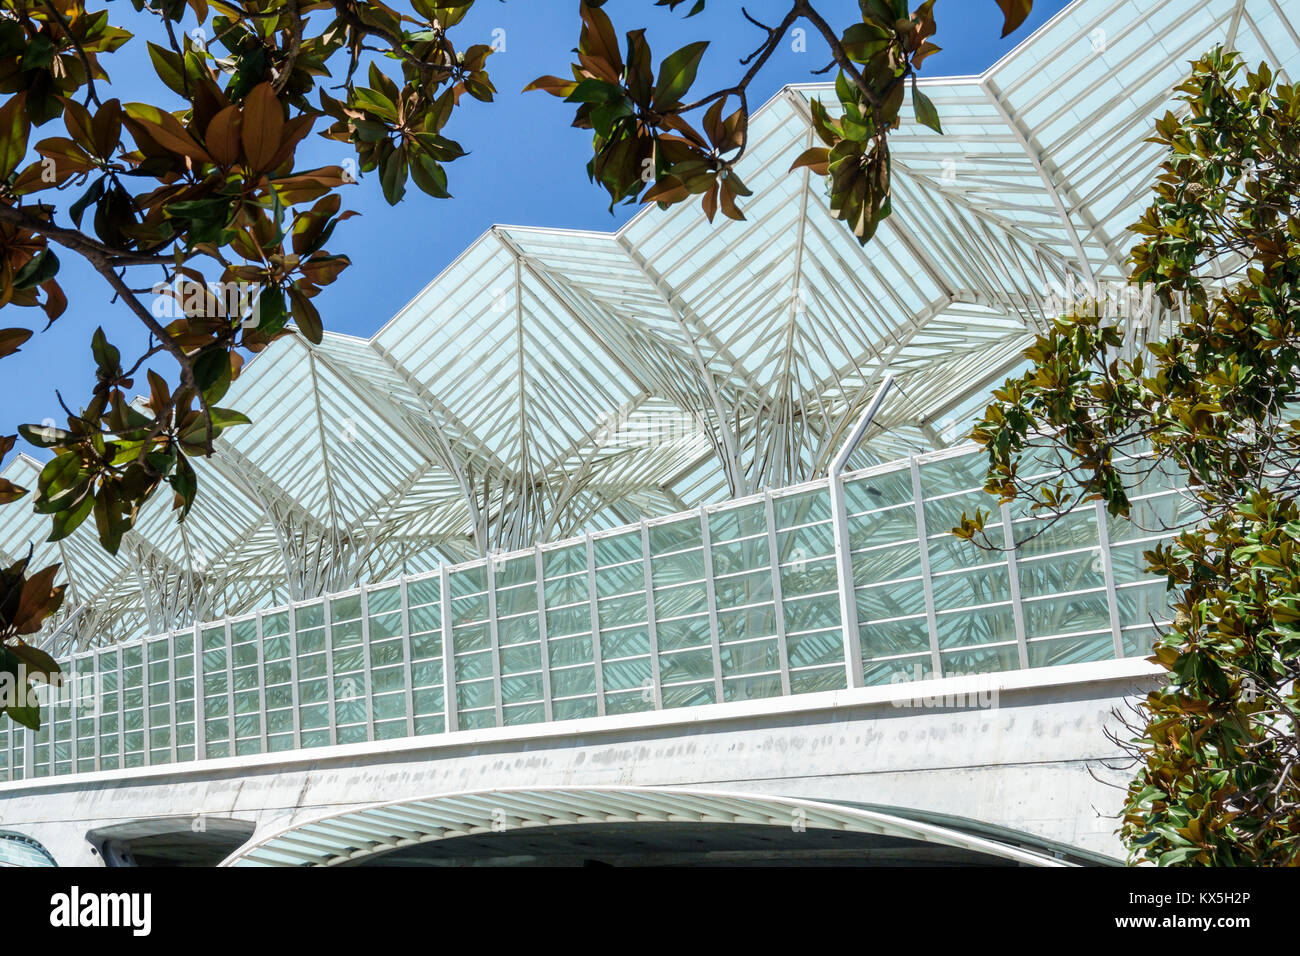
[959,50,1300,865]
[0,0,1033,727]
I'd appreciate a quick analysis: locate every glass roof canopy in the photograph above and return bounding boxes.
[1,0,1293,652]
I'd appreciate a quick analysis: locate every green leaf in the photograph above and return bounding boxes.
[168,454,197,518]
[912,83,942,134]
[69,176,106,229]
[288,285,323,344]
[652,41,709,110]
[207,407,252,430]
[193,348,233,402]
[4,704,40,731]
[13,249,59,291]
[7,643,60,683]
[0,91,30,180]
[48,491,94,542]
[254,285,288,336]
[147,41,189,98]
[379,147,408,205]
[90,327,120,373]
[18,423,71,448]
[564,78,623,105]
[841,22,893,63]
[409,154,450,199]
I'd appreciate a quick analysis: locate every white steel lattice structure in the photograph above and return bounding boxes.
[1,0,1296,654]
[1,442,1189,779]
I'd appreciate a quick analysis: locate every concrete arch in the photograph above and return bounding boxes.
[222,786,1095,868]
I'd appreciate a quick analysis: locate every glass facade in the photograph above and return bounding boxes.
[0,444,1181,781]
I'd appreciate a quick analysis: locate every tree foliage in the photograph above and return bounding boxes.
[960,49,1300,865]
[0,0,1032,729]
[0,546,64,729]
[529,0,1033,239]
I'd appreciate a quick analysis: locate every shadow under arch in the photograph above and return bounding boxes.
[221,786,1120,868]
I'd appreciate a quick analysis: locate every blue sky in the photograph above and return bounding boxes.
[0,0,1072,467]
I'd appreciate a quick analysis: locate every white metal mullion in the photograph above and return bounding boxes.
[764,494,792,695]
[65,654,77,776]
[1095,500,1126,659]
[639,522,663,709]
[585,534,607,716]
[893,186,1012,311]
[90,650,101,772]
[910,458,942,677]
[980,80,1098,284]
[115,646,125,767]
[1241,10,1289,88]
[23,704,34,777]
[194,623,206,760]
[323,599,337,746]
[256,615,269,752]
[699,509,725,704]
[1041,0,1212,157]
[831,467,865,689]
[485,559,504,726]
[221,620,234,756]
[141,640,151,768]
[1025,0,1178,129]
[287,606,301,751]
[968,213,1048,322]
[362,803,459,834]
[1264,0,1300,54]
[534,549,554,722]
[616,238,745,488]
[168,631,178,763]
[1000,503,1030,670]
[399,577,415,737]
[305,352,346,575]
[360,587,376,741]
[440,566,458,732]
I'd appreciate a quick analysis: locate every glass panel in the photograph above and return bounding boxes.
[542,544,586,578]
[647,517,702,555]
[935,604,1016,650]
[1024,590,1110,639]
[708,501,766,543]
[1027,633,1114,668]
[407,576,441,607]
[844,465,913,512]
[593,530,642,567]
[860,616,930,659]
[857,579,926,620]
[774,487,832,527]
[863,654,934,686]
[1018,551,1105,599]
[931,565,1012,610]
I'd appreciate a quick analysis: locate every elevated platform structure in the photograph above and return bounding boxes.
[0,656,1155,865]
[0,441,1184,781]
